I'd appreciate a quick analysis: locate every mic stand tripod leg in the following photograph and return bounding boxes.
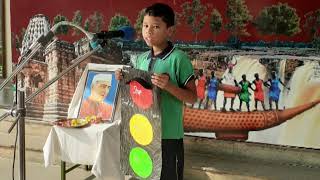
[9,91,26,180]
[17,90,26,180]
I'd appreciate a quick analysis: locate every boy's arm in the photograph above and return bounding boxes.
[166,79,197,104]
[151,52,197,104]
[151,73,197,104]
[115,69,123,80]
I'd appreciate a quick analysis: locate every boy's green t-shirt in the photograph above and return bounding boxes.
[134,44,194,139]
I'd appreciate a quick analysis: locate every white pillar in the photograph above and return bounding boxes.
[4,0,12,77]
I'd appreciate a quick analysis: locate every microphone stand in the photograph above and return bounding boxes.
[0,21,102,180]
[0,35,43,180]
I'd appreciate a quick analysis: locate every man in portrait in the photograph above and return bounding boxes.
[79,73,114,120]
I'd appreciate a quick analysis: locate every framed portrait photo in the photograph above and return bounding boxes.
[68,63,125,122]
[78,71,118,121]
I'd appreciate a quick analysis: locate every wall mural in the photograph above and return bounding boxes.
[184,55,320,147]
[10,0,320,149]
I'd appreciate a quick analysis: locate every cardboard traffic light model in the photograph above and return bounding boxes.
[120,67,162,179]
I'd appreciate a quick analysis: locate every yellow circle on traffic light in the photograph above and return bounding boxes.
[129,114,153,146]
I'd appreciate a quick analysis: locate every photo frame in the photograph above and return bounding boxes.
[78,70,118,121]
[68,63,124,122]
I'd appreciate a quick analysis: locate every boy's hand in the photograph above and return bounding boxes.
[151,73,170,89]
[115,69,123,80]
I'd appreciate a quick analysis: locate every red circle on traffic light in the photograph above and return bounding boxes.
[129,80,153,109]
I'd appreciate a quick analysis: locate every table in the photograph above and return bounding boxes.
[43,121,124,180]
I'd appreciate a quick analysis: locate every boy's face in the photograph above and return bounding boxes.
[142,15,173,47]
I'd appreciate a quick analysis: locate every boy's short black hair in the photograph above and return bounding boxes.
[145,3,175,27]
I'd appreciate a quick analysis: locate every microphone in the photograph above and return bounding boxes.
[95,26,135,40]
[90,26,135,49]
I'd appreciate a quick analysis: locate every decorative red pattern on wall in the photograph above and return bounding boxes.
[11,0,320,42]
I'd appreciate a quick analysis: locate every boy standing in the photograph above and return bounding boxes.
[116,3,197,180]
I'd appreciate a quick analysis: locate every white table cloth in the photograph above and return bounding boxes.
[43,121,124,180]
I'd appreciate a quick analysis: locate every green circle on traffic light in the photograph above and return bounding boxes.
[129,147,153,178]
